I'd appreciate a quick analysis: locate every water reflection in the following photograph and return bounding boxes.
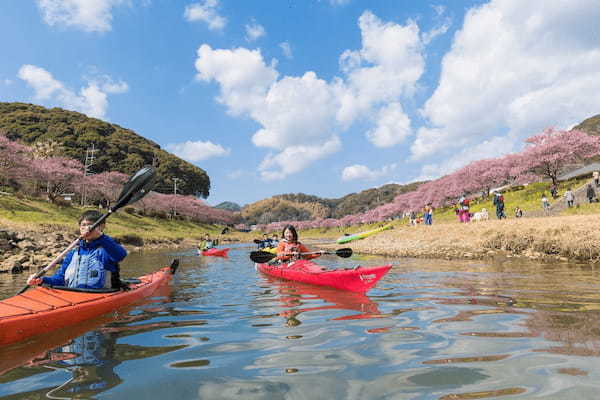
[2,248,600,399]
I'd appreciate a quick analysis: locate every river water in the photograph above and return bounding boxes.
[1,243,600,399]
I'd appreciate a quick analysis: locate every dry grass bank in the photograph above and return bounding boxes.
[341,214,600,264]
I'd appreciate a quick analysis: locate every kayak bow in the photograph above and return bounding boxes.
[0,261,178,347]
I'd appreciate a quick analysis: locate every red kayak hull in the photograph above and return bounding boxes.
[0,267,175,347]
[200,248,230,257]
[256,259,391,293]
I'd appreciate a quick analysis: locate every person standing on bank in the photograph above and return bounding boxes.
[493,192,506,219]
[27,210,127,289]
[564,188,575,208]
[587,184,596,203]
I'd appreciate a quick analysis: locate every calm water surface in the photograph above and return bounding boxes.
[1,243,600,399]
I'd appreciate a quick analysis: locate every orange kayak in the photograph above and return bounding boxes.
[200,247,230,257]
[0,263,178,347]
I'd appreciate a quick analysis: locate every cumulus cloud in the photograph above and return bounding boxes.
[17,65,127,118]
[245,20,266,42]
[184,0,226,31]
[366,102,412,147]
[36,0,127,32]
[259,137,341,181]
[342,163,397,181]
[279,42,293,59]
[165,140,230,162]
[413,0,600,171]
[195,11,425,180]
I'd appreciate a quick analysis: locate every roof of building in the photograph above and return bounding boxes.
[557,163,600,181]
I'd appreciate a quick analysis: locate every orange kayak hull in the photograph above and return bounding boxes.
[0,267,174,347]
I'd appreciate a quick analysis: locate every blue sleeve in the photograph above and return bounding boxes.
[42,250,75,286]
[97,234,127,265]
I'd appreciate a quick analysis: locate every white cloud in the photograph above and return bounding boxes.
[259,137,341,181]
[413,0,600,165]
[166,140,230,162]
[195,11,426,180]
[337,11,424,126]
[366,102,412,148]
[414,136,514,181]
[17,64,126,119]
[279,42,293,59]
[36,0,127,32]
[184,0,226,31]
[195,44,278,116]
[342,163,397,181]
[245,20,266,42]
[329,0,350,5]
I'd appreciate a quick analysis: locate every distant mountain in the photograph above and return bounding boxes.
[574,114,600,136]
[241,182,425,225]
[0,102,210,197]
[214,201,241,212]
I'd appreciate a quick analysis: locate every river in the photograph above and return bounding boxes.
[1,243,599,399]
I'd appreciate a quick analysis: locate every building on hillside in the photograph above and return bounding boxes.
[557,163,600,181]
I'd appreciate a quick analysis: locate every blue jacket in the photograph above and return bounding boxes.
[42,235,127,289]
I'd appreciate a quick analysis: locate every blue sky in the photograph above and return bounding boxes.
[1,1,600,206]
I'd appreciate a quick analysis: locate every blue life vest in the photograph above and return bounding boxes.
[64,247,110,289]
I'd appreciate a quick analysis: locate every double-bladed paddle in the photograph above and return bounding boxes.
[250,248,353,264]
[17,165,157,295]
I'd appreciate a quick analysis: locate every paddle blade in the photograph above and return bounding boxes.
[250,251,277,264]
[253,239,262,244]
[335,248,353,258]
[113,166,157,210]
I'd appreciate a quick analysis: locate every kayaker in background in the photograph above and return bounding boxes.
[276,224,324,262]
[271,233,279,247]
[257,233,271,249]
[199,233,215,251]
[26,210,127,289]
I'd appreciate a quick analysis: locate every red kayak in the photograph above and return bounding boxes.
[0,262,178,347]
[256,259,391,293]
[200,247,230,257]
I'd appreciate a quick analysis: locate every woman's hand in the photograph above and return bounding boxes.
[27,274,42,286]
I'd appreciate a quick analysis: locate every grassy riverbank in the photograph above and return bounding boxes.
[0,195,251,247]
[320,214,600,264]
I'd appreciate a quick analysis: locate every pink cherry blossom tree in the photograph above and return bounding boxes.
[519,128,600,185]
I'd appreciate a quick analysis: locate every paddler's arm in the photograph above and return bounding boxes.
[27,250,75,286]
[96,234,127,263]
[299,243,323,260]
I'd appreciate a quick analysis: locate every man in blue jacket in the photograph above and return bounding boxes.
[27,210,127,289]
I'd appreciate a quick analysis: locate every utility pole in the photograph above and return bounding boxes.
[172,177,180,217]
[81,144,96,206]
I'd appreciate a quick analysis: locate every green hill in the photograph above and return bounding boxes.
[214,201,242,212]
[241,181,425,224]
[0,102,210,197]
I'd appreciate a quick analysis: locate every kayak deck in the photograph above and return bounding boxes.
[0,265,176,347]
[256,259,391,293]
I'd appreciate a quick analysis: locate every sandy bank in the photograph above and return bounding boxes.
[328,214,600,264]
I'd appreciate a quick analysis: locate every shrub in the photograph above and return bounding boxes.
[115,234,144,247]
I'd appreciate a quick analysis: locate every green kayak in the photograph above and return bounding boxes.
[336,224,392,244]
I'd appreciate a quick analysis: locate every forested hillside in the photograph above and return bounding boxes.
[241,181,425,224]
[0,102,210,197]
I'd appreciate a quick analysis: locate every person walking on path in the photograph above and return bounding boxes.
[493,192,506,219]
[564,188,575,208]
[550,184,558,199]
[541,193,550,215]
[593,170,599,187]
[458,195,470,223]
[409,210,417,226]
[587,184,596,203]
